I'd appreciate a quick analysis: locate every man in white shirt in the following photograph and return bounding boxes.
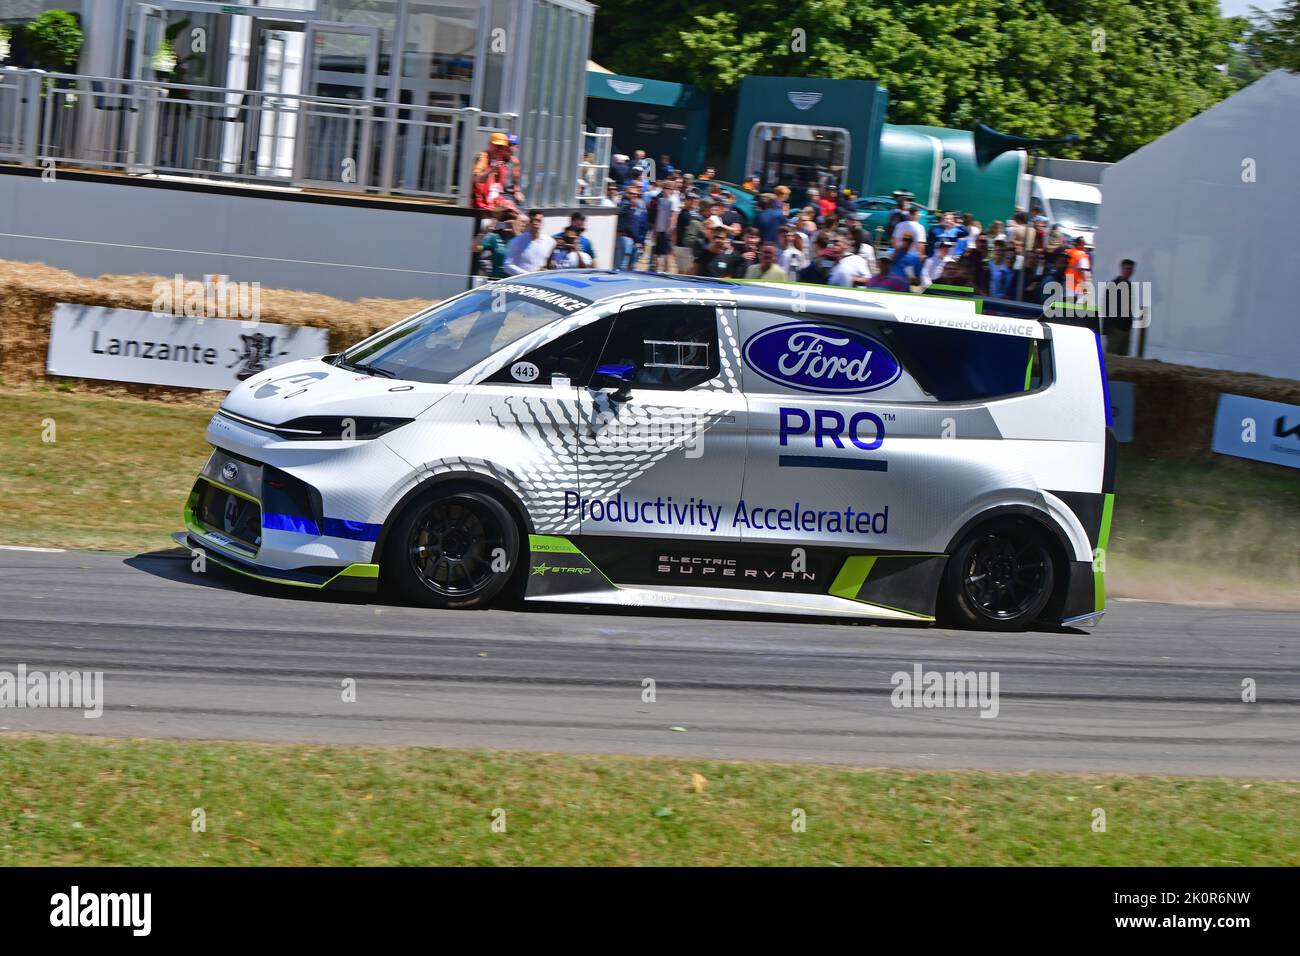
[505,210,556,275]
[552,228,594,269]
[828,236,873,287]
[892,207,927,256]
[857,238,878,276]
[920,239,955,290]
[651,180,681,273]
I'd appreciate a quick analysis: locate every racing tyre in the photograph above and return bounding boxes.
[939,518,1056,632]
[388,489,520,609]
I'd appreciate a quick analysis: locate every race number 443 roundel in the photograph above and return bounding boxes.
[742,321,902,394]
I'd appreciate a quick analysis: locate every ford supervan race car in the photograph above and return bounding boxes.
[180,271,1115,631]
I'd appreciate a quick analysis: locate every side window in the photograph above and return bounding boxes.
[877,324,1050,401]
[486,318,611,386]
[593,305,720,391]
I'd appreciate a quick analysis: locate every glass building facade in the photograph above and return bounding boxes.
[2,0,593,205]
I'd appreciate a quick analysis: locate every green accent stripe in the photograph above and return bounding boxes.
[829,555,877,600]
[183,502,377,589]
[198,551,379,591]
[828,553,939,620]
[201,550,323,589]
[1094,492,1115,612]
[1024,342,1035,391]
[732,277,985,308]
[529,534,581,554]
[526,535,618,588]
[333,564,379,580]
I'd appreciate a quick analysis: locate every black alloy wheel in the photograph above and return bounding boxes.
[389,489,519,609]
[939,518,1057,631]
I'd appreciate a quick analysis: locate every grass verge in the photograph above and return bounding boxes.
[1107,455,1300,606]
[0,387,213,552]
[2,735,1296,865]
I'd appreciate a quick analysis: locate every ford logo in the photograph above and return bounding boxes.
[221,461,239,481]
[742,322,902,394]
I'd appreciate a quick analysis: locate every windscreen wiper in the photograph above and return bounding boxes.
[335,356,397,378]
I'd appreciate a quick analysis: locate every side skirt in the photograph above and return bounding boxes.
[523,534,941,621]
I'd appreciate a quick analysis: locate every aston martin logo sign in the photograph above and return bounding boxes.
[787,91,822,111]
[607,79,644,95]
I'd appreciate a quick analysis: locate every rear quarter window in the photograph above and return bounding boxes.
[878,324,1048,402]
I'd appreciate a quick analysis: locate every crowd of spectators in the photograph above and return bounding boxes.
[473,152,1136,354]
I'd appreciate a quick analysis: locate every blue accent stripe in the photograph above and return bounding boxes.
[263,513,380,542]
[1094,331,1114,427]
[263,513,321,535]
[321,518,382,542]
[779,455,888,472]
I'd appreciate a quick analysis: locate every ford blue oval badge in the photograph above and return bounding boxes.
[742,321,902,394]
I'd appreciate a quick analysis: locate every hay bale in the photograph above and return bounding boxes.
[1109,355,1300,460]
[0,260,432,401]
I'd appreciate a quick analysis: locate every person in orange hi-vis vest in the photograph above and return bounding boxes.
[1065,236,1092,301]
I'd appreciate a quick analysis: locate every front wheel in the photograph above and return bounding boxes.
[387,489,520,609]
[938,518,1056,631]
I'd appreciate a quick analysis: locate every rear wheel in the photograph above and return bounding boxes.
[939,518,1056,631]
[387,489,520,609]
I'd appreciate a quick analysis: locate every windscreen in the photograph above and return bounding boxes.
[1051,199,1100,232]
[341,286,586,384]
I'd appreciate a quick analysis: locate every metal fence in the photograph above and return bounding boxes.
[577,126,612,204]
[0,68,528,204]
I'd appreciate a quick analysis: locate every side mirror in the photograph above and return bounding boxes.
[592,363,634,402]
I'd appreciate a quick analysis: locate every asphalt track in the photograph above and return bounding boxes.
[0,547,1297,777]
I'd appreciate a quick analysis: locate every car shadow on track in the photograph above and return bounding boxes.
[125,548,379,605]
[124,548,1087,636]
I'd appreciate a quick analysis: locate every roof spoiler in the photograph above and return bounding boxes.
[923,287,1102,330]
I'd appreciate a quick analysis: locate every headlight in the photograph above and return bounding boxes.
[275,416,413,441]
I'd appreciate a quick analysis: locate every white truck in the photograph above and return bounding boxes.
[1020,175,1103,247]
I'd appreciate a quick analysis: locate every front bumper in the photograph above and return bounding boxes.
[182,444,387,592]
[172,532,379,592]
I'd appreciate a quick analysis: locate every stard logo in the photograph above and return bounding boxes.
[531,562,592,576]
[742,322,902,394]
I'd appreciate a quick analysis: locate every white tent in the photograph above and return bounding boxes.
[1096,69,1300,381]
